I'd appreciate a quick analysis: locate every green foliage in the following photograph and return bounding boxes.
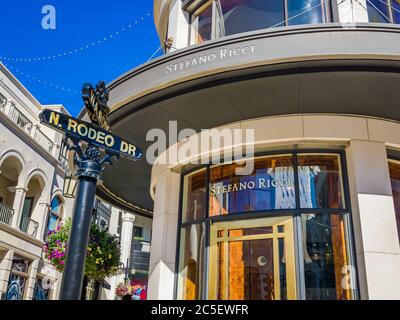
[44,218,121,281]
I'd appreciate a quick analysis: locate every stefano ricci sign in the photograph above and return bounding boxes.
[166,44,255,74]
[210,177,293,196]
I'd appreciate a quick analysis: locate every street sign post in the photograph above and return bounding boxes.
[40,81,142,300]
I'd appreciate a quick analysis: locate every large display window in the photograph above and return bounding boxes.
[190,0,400,45]
[177,151,358,300]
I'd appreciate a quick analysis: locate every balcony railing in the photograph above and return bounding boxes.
[0,202,14,226]
[130,240,151,273]
[19,216,39,237]
[0,101,55,155]
[132,239,151,252]
[8,103,32,134]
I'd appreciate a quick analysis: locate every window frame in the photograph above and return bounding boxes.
[188,0,334,45]
[174,149,359,300]
[387,156,400,244]
[45,196,64,238]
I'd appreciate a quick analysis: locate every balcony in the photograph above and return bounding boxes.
[0,100,55,156]
[19,216,39,238]
[0,202,14,226]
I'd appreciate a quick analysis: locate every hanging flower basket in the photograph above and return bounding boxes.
[44,218,121,281]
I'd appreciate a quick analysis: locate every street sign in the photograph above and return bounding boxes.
[39,109,142,161]
[82,81,111,131]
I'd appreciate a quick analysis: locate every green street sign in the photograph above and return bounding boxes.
[39,109,142,161]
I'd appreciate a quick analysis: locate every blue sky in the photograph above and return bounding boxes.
[0,0,160,116]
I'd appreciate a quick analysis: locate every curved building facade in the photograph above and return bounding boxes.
[97,0,400,300]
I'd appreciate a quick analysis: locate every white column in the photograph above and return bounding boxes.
[148,170,180,300]
[346,140,400,299]
[11,186,27,229]
[0,249,14,298]
[25,259,39,300]
[36,201,50,240]
[118,212,135,284]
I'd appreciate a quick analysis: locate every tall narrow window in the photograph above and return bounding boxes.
[367,0,392,23]
[302,213,356,300]
[388,160,400,242]
[298,154,345,209]
[194,2,213,44]
[46,196,63,236]
[392,0,400,23]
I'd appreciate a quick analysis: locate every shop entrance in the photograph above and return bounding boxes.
[208,216,297,300]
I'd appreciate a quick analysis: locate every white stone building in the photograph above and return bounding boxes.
[0,62,73,300]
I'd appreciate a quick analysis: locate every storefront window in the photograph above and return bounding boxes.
[393,0,400,23]
[367,0,392,23]
[298,154,344,209]
[388,160,400,242]
[209,155,295,215]
[194,2,213,44]
[182,169,207,223]
[216,0,285,38]
[177,223,205,299]
[287,0,327,26]
[178,152,356,300]
[302,213,356,300]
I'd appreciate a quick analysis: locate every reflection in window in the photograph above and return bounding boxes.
[33,278,51,300]
[287,0,327,26]
[194,3,213,44]
[393,0,400,23]
[209,156,295,216]
[216,0,285,38]
[367,0,392,23]
[388,160,400,243]
[298,154,344,209]
[182,169,207,223]
[302,213,355,300]
[177,223,205,299]
[47,197,63,235]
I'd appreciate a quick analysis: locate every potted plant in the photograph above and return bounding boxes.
[44,218,121,299]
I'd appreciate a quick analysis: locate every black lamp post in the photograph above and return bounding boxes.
[63,173,77,198]
[39,81,142,300]
[60,142,117,300]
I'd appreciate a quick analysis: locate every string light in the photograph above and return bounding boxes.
[3,63,78,95]
[0,12,151,63]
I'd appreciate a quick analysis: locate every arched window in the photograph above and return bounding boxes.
[46,196,63,235]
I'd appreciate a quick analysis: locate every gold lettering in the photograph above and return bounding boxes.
[104,135,114,147]
[128,144,136,156]
[88,128,97,140]
[120,141,128,153]
[77,124,88,136]
[96,131,105,144]
[68,119,78,132]
[49,112,60,126]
